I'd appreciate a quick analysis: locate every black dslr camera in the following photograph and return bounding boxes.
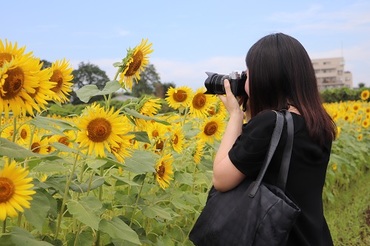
[204,71,247,97]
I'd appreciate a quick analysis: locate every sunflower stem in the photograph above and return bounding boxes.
[73,222,82,246]
[129,173,147,227]
[54,153,79,240]
[113,69,120,82]
[12,116,17,143]
[98,166,104,201]
[94,166,105,246]
[191,163,198,193]
[17,212,22,227]
[2,219,6,233]
[182,106,189,126]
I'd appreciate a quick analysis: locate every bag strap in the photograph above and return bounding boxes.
[248,111,284,197]
[276,110,294,191]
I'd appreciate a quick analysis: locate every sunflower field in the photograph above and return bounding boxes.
[0,39,369,245]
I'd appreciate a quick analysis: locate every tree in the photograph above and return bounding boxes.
[131,64,177,98]
[131,64,160,97]
[72,62,110,90]
[40,59,52,69]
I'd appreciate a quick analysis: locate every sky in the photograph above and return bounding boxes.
[2,0,370,89]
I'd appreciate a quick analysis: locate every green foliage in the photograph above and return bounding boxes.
[324,170,370,245]
[320,87,370,103]
[323,119,370,204]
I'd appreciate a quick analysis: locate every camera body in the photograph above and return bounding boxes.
[204,71,247,97]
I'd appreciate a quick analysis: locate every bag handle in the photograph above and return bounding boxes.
[248,110,294,197]
[276,110,294,191]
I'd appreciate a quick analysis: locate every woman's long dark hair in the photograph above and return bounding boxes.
[246,33,336,146]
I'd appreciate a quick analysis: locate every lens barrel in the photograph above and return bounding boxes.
[204,71,247,96]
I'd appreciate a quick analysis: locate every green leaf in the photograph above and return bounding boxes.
[0,137,37,158]
[69,176,105,193]
[124,108,171,125]
[0,227,53,246]
[66,229,94,246]
[75,85,100,103]
[24,190,51,232]
[111,175,140,186]
[142,206,173,220]
[50,142,79,154]
[30,115,76,135]
[128,131,150,143]
[174,172,193,186]
[123,150,156,174]
[99,217,141,245]
[67,197,102,230]
[43,175,68,195]
[76,80,121,103]
[32,160,69,173]
[99,80,122,94]
[86,159,107,170]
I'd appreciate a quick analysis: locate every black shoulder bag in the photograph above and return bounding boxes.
[189,110,301,246]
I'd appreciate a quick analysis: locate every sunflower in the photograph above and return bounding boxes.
[145,121,168,141]
[48,131,75,153]
[0,39,32,67]
[165,86,193,110]
[49,59,73,103]
[207,100,227,118]
[0,161,36,220]
[193,140,206,165]
[30,133,50,155]
[0,56,41,117]
[170,126,185,154]
[144,121,169,153]
[1,124,14,140]
[335,126,341,140]
[154,154,174,189]
[352,102,361,112]
[189,88,218,118]
[139,97,162,117]
[76,104,131,157]
[362,119,369,128]
[110,134,134,163]
[197,115,226,143]
[331,163,337,172]
[118,39,153,90]
[29,66,56,110]
[360,89,369,101]
[17,123,32,146]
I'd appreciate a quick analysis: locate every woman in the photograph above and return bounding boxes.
[213,33,336,245]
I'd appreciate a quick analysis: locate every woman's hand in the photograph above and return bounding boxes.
[218,79,244,118]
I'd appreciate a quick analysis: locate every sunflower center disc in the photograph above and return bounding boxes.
[50,70,64,92]
[87,118,112,142]
[193,94,206,109]
[0,177,15,203]
[2,67,24,99]
[173,90,188,102]
[125,52,143,76]
[205,122,218,136]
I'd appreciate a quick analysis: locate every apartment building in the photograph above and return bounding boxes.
[311,57,353,90]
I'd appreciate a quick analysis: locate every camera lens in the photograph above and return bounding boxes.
[204,72,228,95]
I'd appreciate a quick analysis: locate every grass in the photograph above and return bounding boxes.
[324,169,370,246]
